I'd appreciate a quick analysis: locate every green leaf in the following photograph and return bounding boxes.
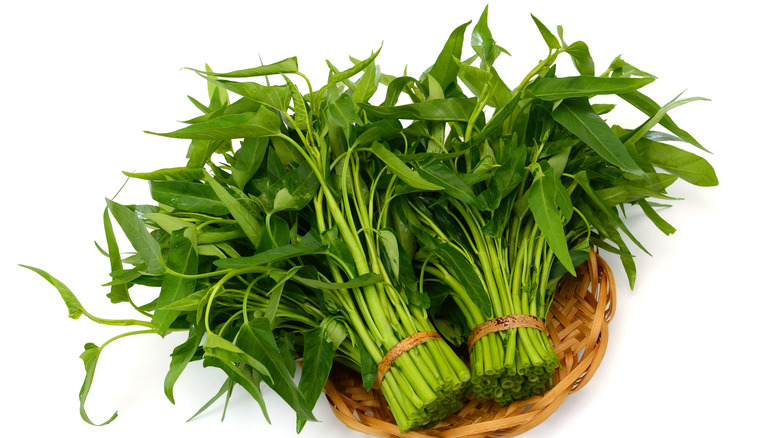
[418,157,488,210]
[235,318,317,422]
[258,161,320,214]
[595,173,679,206]
[123,167,204,182]
[264,266,302,326]
[553,98,646,179]
[618,90,707,152]
[203,173,263,248]
[470,92,530,145]
[472,6,498,65]
[296,327,336,433]
[78,343,118,425]
[635,138,718,186]
[526,76,653,100]
[105,198,164,274]
[158,289,207,312]
[455,58,513,108]
[328,93,362,129]
[370,142,444,192]
[153,229,198,335]
[353,59,380,105]
[213,229,325,269]
[326,46,382,85]
[381,75,419,107]
[146,106,281,140]
[637,199,676,235]
[164,323,205,404]
[232,137,269,191]
[359,97,478,122]
[102,208,130,304]
[572,171,649,255]
[428,21,471,91]
[430,242,491,318]
[528,162,574,275]
[283,74,309,129]
[293,272,383,291]
[357,339,377,392]
[187,56,299,78]
[206,80,292,113]
[563,41,595,76]
[627,94,711,150]
[478,140,526,210]
[549,250,590,279]
[186,139,229,168]
[202,334,271,423]
[20,265,85,318]
[187,377,233,422]
[150,180,230,216]
[378,228,430,308]
[607,55,656,79]
[531,14,561,50]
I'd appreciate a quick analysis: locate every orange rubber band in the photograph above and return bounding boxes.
[467,314,546,353]
[374,331,442,389]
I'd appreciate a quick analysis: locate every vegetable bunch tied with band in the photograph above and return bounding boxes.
[21,5,717,434]
[367,8,717,405]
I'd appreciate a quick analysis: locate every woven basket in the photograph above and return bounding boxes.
[323,249,616,438]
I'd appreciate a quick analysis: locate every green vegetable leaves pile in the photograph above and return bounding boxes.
[22,5,716,434]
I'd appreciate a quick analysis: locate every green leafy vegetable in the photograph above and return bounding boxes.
[25,6,716,434]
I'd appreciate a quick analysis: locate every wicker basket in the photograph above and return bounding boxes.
[323,249,616,438]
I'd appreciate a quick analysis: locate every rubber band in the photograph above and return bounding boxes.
[374,331,442,389]
[467,314,546,353]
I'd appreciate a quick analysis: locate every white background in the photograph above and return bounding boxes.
[1,1,777,437]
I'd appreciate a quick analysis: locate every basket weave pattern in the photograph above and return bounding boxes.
[323,249,616,438]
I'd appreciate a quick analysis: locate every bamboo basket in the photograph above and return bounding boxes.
[322,249,616,438]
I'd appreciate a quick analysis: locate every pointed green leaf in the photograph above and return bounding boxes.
[563,41,595,76]
[105,198,164,274]
[531,14,561,50]
[146,106,281,140]
[164,323,205,404]
[213,229,325,269]
[123,167,204,182]
[418,157,488,210]
[326,46,382,85]
[472,6,498,64]
[618,90,707,152]
[187,57,299,78]
[235,318,317,422]
[102,208,130,304]
[428,21,471,91]
[20,265,86,318]
[528,163,574,274]
[553,98,646,179]
[637,199,676,235]
[232,137,269,191]
[78,343,118,425]
[370,142,444,191]
[526,76,653,100]
[153,229,198,335]
[296,327,336,433]
[635,138,718,186]
[203,173,263,248]
[202,347,271,423]
[265,266,302,325]
[150,180,230,216]
[360,97,478,122]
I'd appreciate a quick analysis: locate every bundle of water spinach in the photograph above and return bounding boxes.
[21,5,717,434]
[367,8,717,405]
